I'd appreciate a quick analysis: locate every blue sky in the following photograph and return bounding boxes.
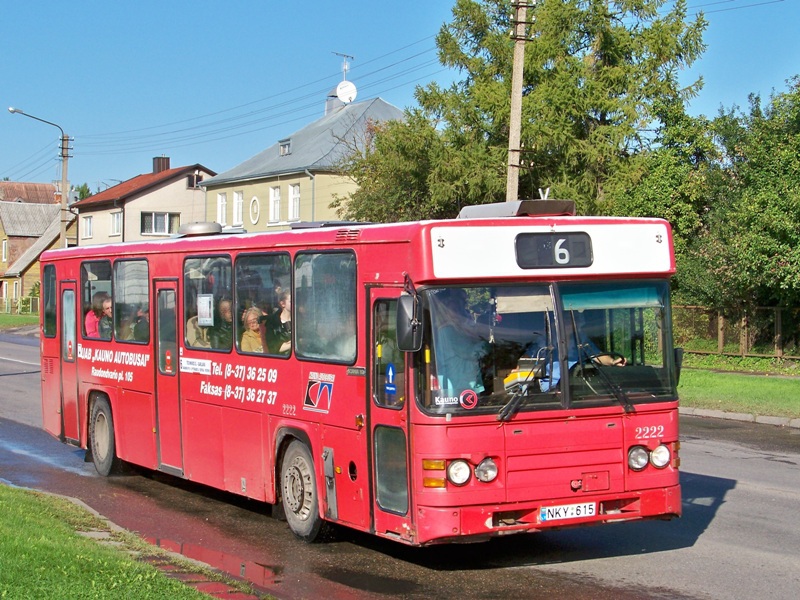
[2,1,798,192]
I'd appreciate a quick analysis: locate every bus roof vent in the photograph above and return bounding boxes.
[176,222,223,237]
[457,200,576,219]
[335,228,362,242]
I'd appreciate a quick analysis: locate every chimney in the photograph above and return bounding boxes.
[153,156,171,173]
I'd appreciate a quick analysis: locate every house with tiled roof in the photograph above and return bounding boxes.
[71,157,216,245]
[202,96,404,231]
[0,200,75,306]
[0,181,58,204]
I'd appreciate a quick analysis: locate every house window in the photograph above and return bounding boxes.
[217,193,227,226]
[269,187,281,223]
[1,240,6,263]
[289,184,300,221]
[233,191,244,227]
[187,173,203,188]
[83,216,93,239]
[141,212,180,235]
[279,139,291,156]
[110,212,122,236]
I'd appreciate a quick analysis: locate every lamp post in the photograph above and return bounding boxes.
[8,107,71,248]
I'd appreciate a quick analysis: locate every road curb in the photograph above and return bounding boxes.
[679,406,800,429]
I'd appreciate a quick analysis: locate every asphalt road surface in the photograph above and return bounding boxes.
[1,333,798,599]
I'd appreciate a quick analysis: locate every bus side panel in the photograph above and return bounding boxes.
[113,388,158,469]
[221,407,266,500]
[183,400,224,486]
[320,424,367,529]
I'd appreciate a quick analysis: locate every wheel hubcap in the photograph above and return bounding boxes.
[284,457,312,520]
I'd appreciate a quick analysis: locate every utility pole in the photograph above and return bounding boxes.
[506,2,534,202]
[8,107,71,248]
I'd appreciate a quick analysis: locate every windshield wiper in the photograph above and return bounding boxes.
[497,384,529,422]
[575,342,635,414]
[497,346,549,422]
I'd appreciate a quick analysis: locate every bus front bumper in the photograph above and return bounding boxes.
[413,484,681,545]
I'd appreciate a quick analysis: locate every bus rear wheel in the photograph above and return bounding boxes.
[281,440,326,541]
[90,397,119,476]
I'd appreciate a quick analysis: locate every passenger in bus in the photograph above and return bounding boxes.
[85,291,109,338]
[133,304,149,342]
[434,288,486,394]
[98,297,113,340]
[210,298,233,348]
[241,307,264,353]
[186,314,210,347]
[264,291,291,354]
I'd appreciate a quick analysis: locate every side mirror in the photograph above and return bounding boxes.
[396,294,423,352]
[674,347,684,386]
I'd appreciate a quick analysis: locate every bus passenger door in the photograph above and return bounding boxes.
[369,289,412,541]
[154,281,182,474]
[58,283,80,443]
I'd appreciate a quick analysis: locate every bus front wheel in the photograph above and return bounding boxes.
[281,440,325,541]
[90,397,119,476]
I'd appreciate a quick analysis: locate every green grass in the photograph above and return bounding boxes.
[0,486,211,599]
[0,313,39,329]
[679,368,800,419]
[677,352,800,419]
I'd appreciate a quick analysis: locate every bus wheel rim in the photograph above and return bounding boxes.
[285,457,312,519]
[95,413,109,461]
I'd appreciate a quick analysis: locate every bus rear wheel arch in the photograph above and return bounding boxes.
[89,395,120,477]
[280,439,329,542]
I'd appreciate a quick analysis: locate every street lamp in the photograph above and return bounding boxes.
[8,107,71,248]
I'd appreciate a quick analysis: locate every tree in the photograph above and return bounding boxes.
[75,182,91,201]
[337,0,707,221]
[692,78,800,309]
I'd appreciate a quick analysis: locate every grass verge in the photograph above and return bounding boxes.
[0,485,252,599]
[0,313,39,329]
[679,368,800,419]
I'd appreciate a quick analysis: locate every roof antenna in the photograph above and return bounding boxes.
[332,52,357,103]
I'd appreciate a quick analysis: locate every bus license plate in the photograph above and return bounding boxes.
[540,502,596,522]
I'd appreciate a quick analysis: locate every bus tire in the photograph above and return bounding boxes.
[90,397,119,477]
[281,440,326,541]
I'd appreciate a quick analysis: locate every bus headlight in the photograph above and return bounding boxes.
[628,446,649,471]
[475,458,498,483]
[650,444,671,468]
[447,460,471,486]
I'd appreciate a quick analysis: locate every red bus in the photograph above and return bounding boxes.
[40,200,681,545]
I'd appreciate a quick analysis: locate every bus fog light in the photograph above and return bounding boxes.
[650,444,671,468]
[475,458,498,483]
[447,460,471,486]
[628,446,649,471]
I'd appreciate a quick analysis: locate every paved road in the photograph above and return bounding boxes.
[2,333,799,599]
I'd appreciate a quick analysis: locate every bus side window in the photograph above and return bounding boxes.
[113,259,149,343]
[183,256,232,351]
[374,299,404,407]
[81,261,112,340]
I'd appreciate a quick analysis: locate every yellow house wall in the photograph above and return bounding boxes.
[205,172,357,232]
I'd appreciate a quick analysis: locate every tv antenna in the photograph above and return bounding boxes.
[332,51,354,80]
[332,52,357,103]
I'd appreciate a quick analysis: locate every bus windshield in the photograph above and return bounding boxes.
[419,281,676,417]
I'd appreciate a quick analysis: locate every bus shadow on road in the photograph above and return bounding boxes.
[353,470,734,570]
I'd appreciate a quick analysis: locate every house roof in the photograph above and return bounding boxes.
[5,210,76,277]
[203,97,404,187]
[0,201,60,237]
[73,164,216,209]
[0,182,57,204]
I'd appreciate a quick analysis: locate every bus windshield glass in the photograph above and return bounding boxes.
[419,281,676,417]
